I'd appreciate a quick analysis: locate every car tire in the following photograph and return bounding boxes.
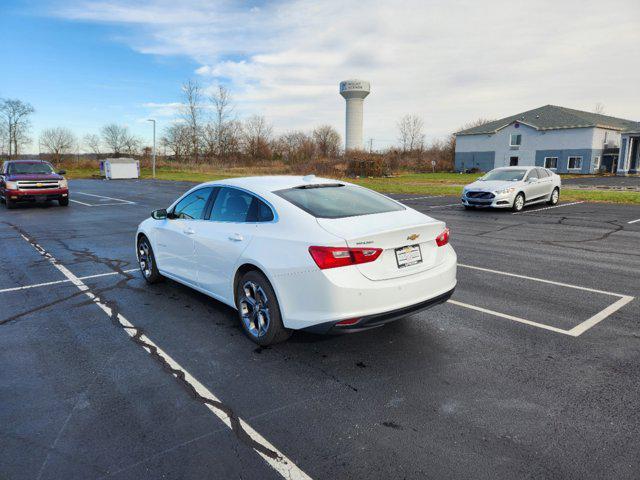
[236,270,291,346]
[59,197,69,207]
[547,188,559,206]
[5,197,16,209]
[463,205,475,210]
[512,193,525,212]
[137,235,163,284]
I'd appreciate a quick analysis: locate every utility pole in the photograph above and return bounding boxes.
[147,119,156,178]
[369,138,373,153]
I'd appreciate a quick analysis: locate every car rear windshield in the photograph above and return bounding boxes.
[7,162,54,175]
[276,184,405,219]
[480,169,527,182]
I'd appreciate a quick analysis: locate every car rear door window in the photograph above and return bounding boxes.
[537,168,549,178]
[525,169,539,181]
[173,187,214,220]
[210,187,255,222]
[246,198,275,222]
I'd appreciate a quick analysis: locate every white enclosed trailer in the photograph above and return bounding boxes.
[101,158,140,180]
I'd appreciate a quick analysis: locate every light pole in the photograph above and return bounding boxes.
[147,119,156,178]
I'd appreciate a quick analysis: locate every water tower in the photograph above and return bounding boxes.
[339,79,370,150]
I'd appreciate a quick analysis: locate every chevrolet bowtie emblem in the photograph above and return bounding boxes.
[407,233,420,241]
[36,183,43,187]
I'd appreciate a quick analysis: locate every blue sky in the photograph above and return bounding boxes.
[2,0,639,152]
[1,1,196,150]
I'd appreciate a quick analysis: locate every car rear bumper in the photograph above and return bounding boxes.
[274,244,457,331]
[5,188,69,202]
[302,286,455,334]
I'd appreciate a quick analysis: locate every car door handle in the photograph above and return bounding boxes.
[228,233,243,242]
[183,228,195,235]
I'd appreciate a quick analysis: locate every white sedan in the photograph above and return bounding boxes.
[461,166,561,212]
[136,176,457,345]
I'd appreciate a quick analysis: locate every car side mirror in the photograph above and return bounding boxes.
[57,170,66,175]
[151,208,168,220]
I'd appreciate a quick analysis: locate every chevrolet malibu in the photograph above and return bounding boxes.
[136,176,457,345]
[461,166,561,212]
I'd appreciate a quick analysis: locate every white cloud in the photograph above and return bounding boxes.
[55,0,640,147]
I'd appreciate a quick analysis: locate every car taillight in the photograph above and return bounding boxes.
[308,246,383,270]
[435,227,449,247]
[335,317,361,326]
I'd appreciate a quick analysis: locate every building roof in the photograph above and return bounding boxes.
[455,105,640,136]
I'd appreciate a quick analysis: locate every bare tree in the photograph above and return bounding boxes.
[0,98,35,157]
[242,115,273,160]
[161,123,191,160]
[39,127,77,164]
[0,122,8,156]
[594,102,606,115]
[101,124,129,156]
[458,118,496,130]
[83,133,102,155]
[122,133,142,156]
[274,131,315,163]
[207,85,236,159]
[312,125,341,158]
[181,79,203,162]
[397,114,425,152]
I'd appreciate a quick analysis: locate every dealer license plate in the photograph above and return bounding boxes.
[395,244,422,268]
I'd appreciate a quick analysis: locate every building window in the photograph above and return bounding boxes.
[568,156,582,170]
[593,156,601,170]
[544,157,558,169]
[509,156,519,166]
[510,134,522,147]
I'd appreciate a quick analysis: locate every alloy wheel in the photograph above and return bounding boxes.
[551,189,559,204]
[138,240,153,279]
[514,195,524,211]
[239,281,271,338]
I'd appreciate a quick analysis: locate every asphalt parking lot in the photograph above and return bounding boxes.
[2,179,639,480]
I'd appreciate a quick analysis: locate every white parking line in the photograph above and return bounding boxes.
[75,191,136,204]
[0,269,139,294]
[627,218,640,224]
[447,300,570,335]
[512,201,584,215]
[69,199,94,206]
[12,228,311,480]
[455,263,634,336]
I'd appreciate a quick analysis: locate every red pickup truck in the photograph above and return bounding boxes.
[0,160,70,209]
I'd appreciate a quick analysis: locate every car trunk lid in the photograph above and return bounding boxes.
[316,209,447,280]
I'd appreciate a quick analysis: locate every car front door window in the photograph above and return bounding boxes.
[196,187,272,300]
[173,188,213,220]
[154,187,214,283]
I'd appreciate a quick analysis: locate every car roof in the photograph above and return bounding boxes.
[203,175,347,195]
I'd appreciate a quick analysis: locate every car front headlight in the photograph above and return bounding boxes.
[59,179,68,188]
[5,181,18,190]
[494,187,516,196]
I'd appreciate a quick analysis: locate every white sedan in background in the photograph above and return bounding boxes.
[136,176,457,345]
[461,166,561,212]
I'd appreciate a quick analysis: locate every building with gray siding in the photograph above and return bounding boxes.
[454,105,639,174]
